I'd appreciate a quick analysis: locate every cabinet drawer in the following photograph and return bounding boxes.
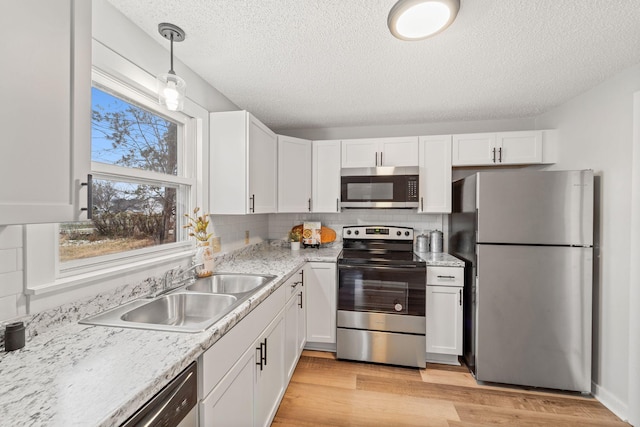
[427,266,463,286]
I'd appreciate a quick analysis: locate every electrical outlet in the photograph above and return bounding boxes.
[211,236,221,253]
[245,230,250,245]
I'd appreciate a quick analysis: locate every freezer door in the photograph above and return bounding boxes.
[477,170,593,245]
[475,244,592,392]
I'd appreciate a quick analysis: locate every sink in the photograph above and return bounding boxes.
[121,293,237,327]
[185,273,276,295]
[80,272,277,333]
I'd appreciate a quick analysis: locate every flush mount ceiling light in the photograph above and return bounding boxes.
[157,23,186,112]
[388,0,460,41]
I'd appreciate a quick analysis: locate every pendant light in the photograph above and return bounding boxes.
[388,0,460,41]
[157,23,186,112]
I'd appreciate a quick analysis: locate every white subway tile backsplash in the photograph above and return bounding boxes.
[0,225,22,250]
[0,271,23,298]
[0,249,17,274]
[0,294,18,321]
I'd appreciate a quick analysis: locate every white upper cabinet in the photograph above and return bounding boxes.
[452,130,549,166]
[341,137,419,168]
[278,136,312,213]
[210,111,277,214]
[0,0,91,225]
[419,135,452,214]
[312,140,341,213]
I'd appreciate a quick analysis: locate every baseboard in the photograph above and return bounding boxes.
[426,352,461,366]
[592,381,629,423]
[304,342,336,352]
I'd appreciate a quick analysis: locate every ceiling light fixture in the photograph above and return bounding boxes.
[388,0,460,41]
[157,23,186,112]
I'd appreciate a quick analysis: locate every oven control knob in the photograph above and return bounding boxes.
[396,231,401,236]
[404,231,410,236]
[354,230,359,235]
[346,230,351,235]
[394,303,403,312]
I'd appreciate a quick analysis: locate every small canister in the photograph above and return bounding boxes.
[415,234,429,252]
[430,230,443,253]
[4,322,25,352]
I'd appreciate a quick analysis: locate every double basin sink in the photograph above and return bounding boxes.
[80,273,276,333]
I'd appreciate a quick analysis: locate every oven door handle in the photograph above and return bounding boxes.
[338,263,424,270]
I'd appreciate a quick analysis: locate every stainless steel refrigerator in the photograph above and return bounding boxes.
[449,170,593,392]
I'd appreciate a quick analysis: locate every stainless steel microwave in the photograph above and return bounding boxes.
[340,175,419,209]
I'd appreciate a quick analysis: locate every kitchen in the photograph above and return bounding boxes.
[1,0,639,426]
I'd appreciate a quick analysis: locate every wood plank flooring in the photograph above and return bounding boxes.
[272,351,628,427]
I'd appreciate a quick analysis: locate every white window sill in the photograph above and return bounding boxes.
[26,249,193,296]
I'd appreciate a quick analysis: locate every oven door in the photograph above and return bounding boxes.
[338,263,425,316]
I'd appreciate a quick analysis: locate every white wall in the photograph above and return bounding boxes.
[535,62,640,420]
[278,117,537,140]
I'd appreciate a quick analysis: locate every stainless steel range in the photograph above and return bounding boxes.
[337,225,426,368]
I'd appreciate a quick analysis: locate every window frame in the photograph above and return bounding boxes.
[23,55,209,298]
[56,69,198,278]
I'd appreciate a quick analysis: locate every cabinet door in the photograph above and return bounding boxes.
[0,0,91,225]
[312,140,341,212]
[248,114,278,213]
[452,133,497,166]
[278,136,312,212]
[255,312,285,427]
[305,262,337,344]
[426,285,463,355]
[284,289,299,381]
[341,139,379,168]
[419,135,452,213]
[200,345,255,427]
[210,111,249,214]
[379,137,419,167]
[297,288,307,355]
[497,131,542,165]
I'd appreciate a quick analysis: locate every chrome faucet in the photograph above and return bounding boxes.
[153,263,203,298]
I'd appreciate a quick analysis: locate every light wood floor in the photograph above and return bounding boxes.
[272,350,628,427]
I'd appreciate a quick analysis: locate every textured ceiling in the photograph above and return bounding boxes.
[106,0,640,131]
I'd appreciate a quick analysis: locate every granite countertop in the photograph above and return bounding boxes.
[0,243,340,427]
[0,243,463,426]
[415,251,466,267]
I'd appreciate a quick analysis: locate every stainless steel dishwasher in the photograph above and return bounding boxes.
[121,362,198,427]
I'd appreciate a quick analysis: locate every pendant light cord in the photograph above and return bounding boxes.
[169,32,175,75]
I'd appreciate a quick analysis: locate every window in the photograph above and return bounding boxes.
[58,71,196,273]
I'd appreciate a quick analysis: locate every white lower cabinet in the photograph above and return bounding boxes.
[200,345,256,426]
[199,265,312,427]
[426,266,464,364]
[305,262,337,345]
[255,313,285,427]
[284,270,306,380]
[199,284,286,426]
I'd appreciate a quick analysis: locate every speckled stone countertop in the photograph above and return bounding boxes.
[0,243,463,426]
[415,251,466,267]
[0,243,340,427]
